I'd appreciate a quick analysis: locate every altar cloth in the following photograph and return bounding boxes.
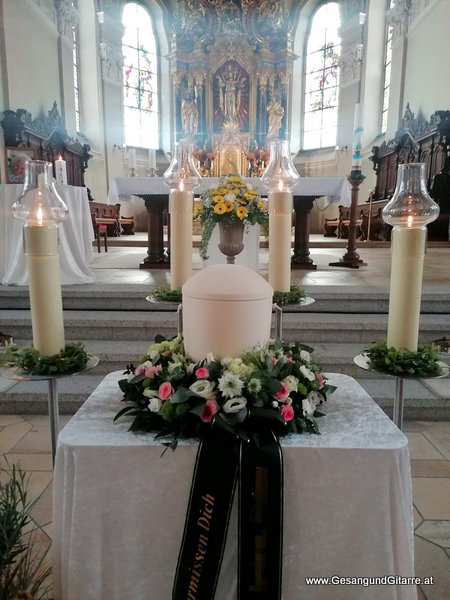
[52,372,415,600]
[0,183,95,286]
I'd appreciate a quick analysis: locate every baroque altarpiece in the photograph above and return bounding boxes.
[169,0,296,176]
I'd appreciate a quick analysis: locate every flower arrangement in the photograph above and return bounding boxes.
[115,335,336,450]
[194,174,269,260]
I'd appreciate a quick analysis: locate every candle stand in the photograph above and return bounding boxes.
[329,173,367,269]
[3,355,99,465]
[128,168,137,177]
[147,168,157,177]
[354,353,448,430]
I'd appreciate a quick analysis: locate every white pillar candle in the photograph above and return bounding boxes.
[55,155,67,185]
[169,188,193,290]
[387,226,426,351]
[128,149,136,169]
[24,223,65,356]
[268,190,292,292]
[148,149,156,170]
[352,103,364,170]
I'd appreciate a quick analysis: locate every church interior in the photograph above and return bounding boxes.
[1,1,450,598]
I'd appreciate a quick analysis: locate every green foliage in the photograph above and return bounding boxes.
[0,461,52,600]
[364,339,441,376]
[273,285,307,306]
[152,286,182,302]
[15,343,89,376]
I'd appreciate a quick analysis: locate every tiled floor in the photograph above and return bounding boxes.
[1,415,449,599]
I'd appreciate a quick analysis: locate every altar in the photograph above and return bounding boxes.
[0,183,95,286]
[52,371,415,600]
[107,176,351,270]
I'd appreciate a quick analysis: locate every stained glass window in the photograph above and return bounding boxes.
[303,3,341,150]
[122,2,159,148]
[381,1,395,133]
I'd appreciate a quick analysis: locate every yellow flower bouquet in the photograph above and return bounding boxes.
[194,174,268,260]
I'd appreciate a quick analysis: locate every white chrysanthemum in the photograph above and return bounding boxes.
[248,378,262,394]
[218,371,244,398]
[300,365,316,381]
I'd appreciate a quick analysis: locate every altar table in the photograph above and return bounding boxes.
[0,183,95,285]
[107,176,351,270]
[52,372,415,600]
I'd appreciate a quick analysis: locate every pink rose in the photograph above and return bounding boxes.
[315,373,325,389]
[285,356,293,363]
[280,404,294,422]
[195,367,209,379]
[200,399,219,423]
[274,383,290,402]
[134,365,145,375]
[271,357,277,365]
[145,364,163,379]
[158,381,173,401]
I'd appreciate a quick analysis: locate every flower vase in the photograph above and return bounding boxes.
[218,220,245,264]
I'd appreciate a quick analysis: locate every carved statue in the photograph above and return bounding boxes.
[216,64,246,125]
[181,91,199,136]
[267,99,284,139]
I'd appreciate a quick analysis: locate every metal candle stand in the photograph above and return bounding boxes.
[3,355,99,466]
[354,353,449,430]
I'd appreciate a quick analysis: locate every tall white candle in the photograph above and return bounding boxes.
[55,155,67,185]
[169,187,193,290]
[352,103,364,170]
[148,149,156,170]
[387,226,426,351]
[268,189,292,292]
[24,223,65,356]
[128,149,136,169]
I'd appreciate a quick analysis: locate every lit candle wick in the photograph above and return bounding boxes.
[278,180,284,192]
[407,215,413,228]
[179,180,185,192]
[37,205,43,225]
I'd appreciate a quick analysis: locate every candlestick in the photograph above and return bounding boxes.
[352,103,364,172]
[164,140,202,290]
[382,163,440,351]
[128,148,136,169]
[148,149,156,170]
[55,155,67,185]
[261,139,300,293]
[11,160,68,356]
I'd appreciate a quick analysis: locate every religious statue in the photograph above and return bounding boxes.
[181,91,199,136]
[267,99,284,139]
[216,64,246,125]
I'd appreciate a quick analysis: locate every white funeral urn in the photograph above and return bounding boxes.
[182,264,273,361]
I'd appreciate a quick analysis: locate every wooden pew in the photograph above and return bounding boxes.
[88,202,135,236]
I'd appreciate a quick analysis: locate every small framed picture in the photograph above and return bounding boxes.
[5,148,35,184]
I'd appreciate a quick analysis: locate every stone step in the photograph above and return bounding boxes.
[4,309,450,344]
[1,285,450,314]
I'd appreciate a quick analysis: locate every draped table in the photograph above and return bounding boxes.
[0,183,95,285]
[107,177,351,270]
[52,371,415,600]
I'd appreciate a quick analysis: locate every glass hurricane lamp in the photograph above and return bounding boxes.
[163,140,202,191]
[261,139,300,192]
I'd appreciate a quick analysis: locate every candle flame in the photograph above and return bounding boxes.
[58,155,63,161]
[179,180,185,192]
[278,180,284,192]
[37,205,43,225]
[407,215,413,228]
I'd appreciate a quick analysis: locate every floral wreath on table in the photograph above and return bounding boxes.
[115,335,336,450]
[193,174,268,261]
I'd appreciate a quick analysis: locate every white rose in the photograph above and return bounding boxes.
[307,391,322,408]
[282,375,299,393]
[148,397,162,412]
[223,397,247,414]
[189,380,216,399]
[300,365,316,381]
[300,350,311,363]
[302,399,315,416]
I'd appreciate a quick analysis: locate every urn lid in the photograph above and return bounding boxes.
[182,265,273,301]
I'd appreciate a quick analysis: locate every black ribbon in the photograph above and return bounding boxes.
[172,426,283,600]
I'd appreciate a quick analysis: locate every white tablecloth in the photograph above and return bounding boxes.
[52,372,415,600]
[107,176,351,209]
[0,184,95,286]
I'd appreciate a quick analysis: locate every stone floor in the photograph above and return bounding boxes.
[0,416,449,599]
[2,236,450,599]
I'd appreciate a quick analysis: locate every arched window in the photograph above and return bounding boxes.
[303,2,341,150]
[381,1,395,133]
[122,2,159,148]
